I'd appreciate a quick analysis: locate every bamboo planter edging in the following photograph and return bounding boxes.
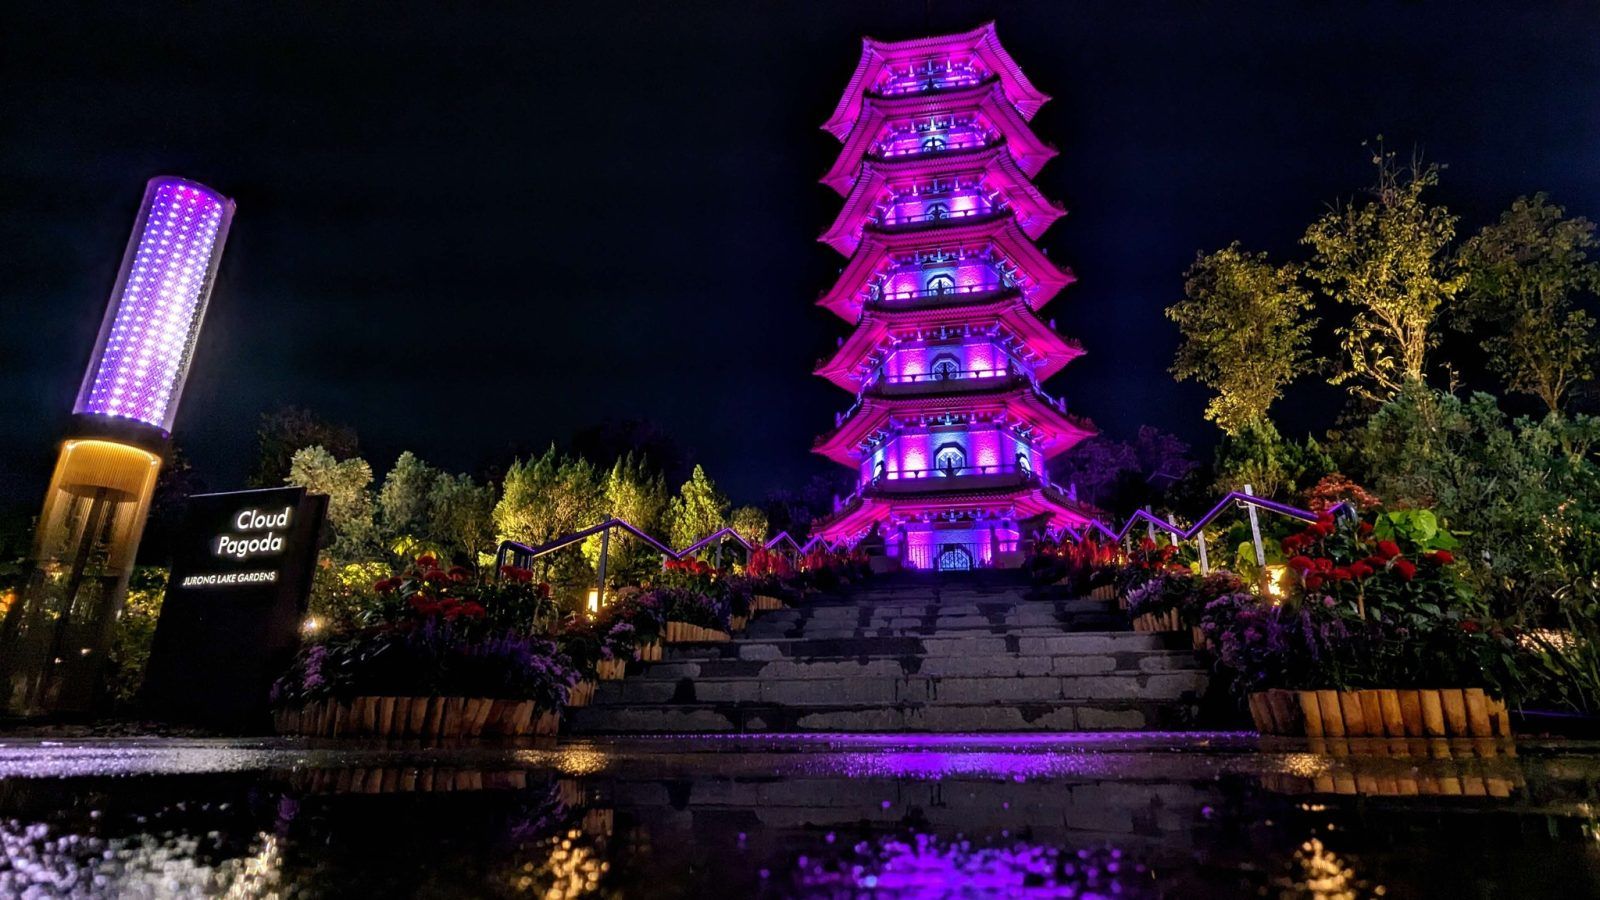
[663,620,731,643]
[273,696,561,738]
[595,658,628,681]
[566,679,596,708]
[751,594,786,612]
[1130,608,1209,650]
[1248,687,1512,739]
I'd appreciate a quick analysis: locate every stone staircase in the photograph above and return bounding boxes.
[566,571,1211,733]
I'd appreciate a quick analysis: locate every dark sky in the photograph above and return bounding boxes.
[5,1,1599,511]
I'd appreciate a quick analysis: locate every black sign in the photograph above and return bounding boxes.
[142,486,327,730]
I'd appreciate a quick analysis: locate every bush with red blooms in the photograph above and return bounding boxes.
[1200,510,1532,702]
[1025,537,1119,592]
[1301,473,1382,514]
[1114,537,1190,595]
[747,546,794,579]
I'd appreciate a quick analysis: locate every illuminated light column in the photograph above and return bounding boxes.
[807,24,1099,572]
[0,176,235,716]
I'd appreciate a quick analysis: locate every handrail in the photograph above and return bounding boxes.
[677,527,754,557]
[871,281,1010,304]
[873,205,1001,228]
[1055,492,1353,545]
[873,463,1029,482]
[495,517,678,571]
[874,365,1017,385]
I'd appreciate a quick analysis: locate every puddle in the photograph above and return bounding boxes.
[1,733,1597,896]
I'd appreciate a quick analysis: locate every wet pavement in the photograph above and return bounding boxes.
[1,732,1597,897]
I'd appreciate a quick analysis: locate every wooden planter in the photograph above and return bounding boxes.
[1248,687,1512,738]
[752,594,785,612]
[664,620,731,643]
[636,640,663,662]
[1132,608,1182,632]
[1088,584,1117,602]
[729,614,749,633]
[595,658,627,681]
[566,679,596,709]
[273,696,561,738]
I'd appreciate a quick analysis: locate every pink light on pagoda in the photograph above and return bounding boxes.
[74,177,235,433]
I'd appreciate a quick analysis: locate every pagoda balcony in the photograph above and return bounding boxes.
[866,463,1037,495]
[867,205,1009,235]
[871,72,997,99]
[871,137,997,164]
[865,366,1026,397]
[867,281,1019,310]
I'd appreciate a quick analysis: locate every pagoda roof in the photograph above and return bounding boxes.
[818,216,1075,322]
[813,295,1084,390]
[810,480,1098,542]
[812,385,1097,465]
[819,148,1066,256]
[821,84,1056,196]
[823,23,1050,141]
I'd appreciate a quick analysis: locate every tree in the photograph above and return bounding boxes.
[251,405,360,488]
[667,465,729,550]
[1213,420,1291,498]
[428,472,497,571]
[377,451,438,551]
[1049,427,1198,517]
[729,505,769,545]
[493,446,605,547]
[1456,193,1600,412]
[286,445,376,561]
[1168,242,1315,434]
[1303,144,1467,403]
[602,453,668,533]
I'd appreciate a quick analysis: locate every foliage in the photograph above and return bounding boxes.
[494,446,605,548]
[1302,143,1466,403]
[1169,242,1316,434]
[287,445,377,562]
[1301,473,1381,514]
[1114,538,1188,595]
[104,566,166,710]
[306,560,390,626]
[251,404,360,488]
[377,451,439,553]
[666,465,729,550]
[1213,420,1333,498]
[587,454,669,586]
[427,472,498,571]
[1049,427,1198,517]
[1455,193,1600,412]
[647,587,729,631]
[729,505,769,545]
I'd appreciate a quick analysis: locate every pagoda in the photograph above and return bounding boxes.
[809,23,1098,571]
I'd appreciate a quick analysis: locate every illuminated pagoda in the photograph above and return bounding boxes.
[809,23,1097,570]
[0,177,234,715]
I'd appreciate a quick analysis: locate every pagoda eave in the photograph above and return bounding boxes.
[812,387,1096,465]
[822,22,1051,140]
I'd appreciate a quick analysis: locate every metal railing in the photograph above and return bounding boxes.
[874,365,1017,386]
[873,463,1030,483]
[874,72,992,97]
[877,135,993,158]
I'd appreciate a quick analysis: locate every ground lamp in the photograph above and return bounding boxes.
[0,177,235,717]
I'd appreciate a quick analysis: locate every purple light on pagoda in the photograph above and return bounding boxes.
[74,177,235,433]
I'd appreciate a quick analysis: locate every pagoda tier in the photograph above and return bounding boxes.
[813,292,1084,390]
[813,385,1095,467]
[809,25,1095,568]
[820,146,1065,256]
[823,22,1050,140]
[820,80,1058,195]
[817,215,1075,322]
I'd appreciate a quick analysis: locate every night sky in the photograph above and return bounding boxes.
[5,1,1599,513]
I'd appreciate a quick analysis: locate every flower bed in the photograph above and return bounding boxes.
[274,695,559,738]
[1126,571,1245,649]
[1201,511,1523,735]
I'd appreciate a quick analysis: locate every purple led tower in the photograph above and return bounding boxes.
[1,177,235,716]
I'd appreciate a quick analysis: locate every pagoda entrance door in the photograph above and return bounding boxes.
[936,544,973,571]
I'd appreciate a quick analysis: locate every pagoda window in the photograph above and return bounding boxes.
[935,443,966,475]
[920,135,948,152]
[930,354,960,380]
[925,273,956,295]
[1017,451,1031,476]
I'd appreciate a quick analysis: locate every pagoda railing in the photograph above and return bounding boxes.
[871,463,1032,484]
[876,135,995,159]
[871,205,1005,229]
[875,365,1018,386]
[872,72,995,98]
[870,281,1014,305]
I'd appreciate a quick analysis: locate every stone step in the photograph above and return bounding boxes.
[590,670,1209,707]
[567,699,1201,733]
[662,631,1189,661]
[633,649,1201,681]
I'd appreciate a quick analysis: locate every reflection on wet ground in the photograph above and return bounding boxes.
[1,732,1597,897]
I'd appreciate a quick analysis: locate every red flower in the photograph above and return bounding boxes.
[447,565,470,581]
[416,553,438,568]
[1428,550,1455,565]
[1357,521,1374,537]
[1288,555,1314,572]
[1460,619,1482,634]
[1393,559,1417,581]
[1304,574,1325,590]
[423,568,449,585]
[1350,562,1374,580]
[1331,567,1352,581]
[1312,557,1334,573]
[1310,521,1334,537]
[373,577,398,594]
[459,601,486,619]
[1375,540,1402,561]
